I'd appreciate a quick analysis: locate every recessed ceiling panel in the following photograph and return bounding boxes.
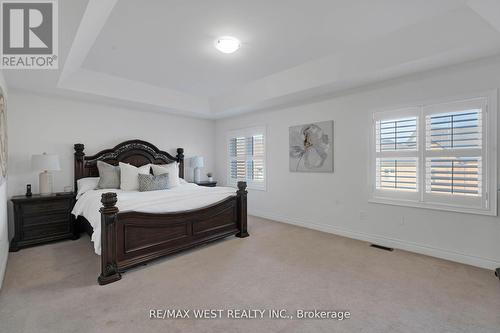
[83,0,464,97]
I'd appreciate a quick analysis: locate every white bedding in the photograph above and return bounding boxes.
[71,183,237,255]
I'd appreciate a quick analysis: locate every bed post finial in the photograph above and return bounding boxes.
[176,147,184,161]
[74,144,85,191]
[74,143,84,159]
[176,148,184,179]
[236,181,249,238]
[98,192,121,285]
[101,192,118,212]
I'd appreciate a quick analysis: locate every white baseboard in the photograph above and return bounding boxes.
[249,209,500,270]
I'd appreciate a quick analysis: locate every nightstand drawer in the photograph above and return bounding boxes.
[22,200,71,215]
[23,222,70,240]
[22,212,70,227]
[10,193,77,251]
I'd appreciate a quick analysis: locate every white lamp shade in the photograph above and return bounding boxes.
[32,153,61,171]
[190,156,204,168]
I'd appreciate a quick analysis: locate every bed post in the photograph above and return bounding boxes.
[496,268,500,281]
[98,193,121,285]
[74,143,85,191]
[176,148,184,179]
[236,181,249,238]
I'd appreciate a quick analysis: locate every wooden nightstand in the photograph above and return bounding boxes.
[195,181,217,187]
[10,192,78,252]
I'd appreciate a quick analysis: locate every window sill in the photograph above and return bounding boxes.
[228,183,266,192]
[248,187,266,192]
[368,197,497,216]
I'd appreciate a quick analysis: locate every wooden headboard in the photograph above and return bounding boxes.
[74,139,184,190]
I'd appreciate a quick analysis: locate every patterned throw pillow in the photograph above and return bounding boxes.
[97,161,120,189]
[151,163,179,188]
[138,173,169,192]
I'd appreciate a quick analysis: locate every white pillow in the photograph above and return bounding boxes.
[151,163,179,188]
[119,163,151,191]
[76,177,100,199]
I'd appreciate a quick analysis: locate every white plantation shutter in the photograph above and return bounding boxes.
[229,137,247,180]
[426,110,482,150]
[424,107,482,197]
[376,117,418,152]
[423,98,487,208]
[228,127,266,190]
[371,94,496,215]
[251,134,265,182]
[425,157,481,196]
[373,109,420,201]
[376,158,418,191]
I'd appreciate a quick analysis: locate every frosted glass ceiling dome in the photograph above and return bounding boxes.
[215,36,241,54]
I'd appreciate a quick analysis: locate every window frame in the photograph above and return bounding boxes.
[227,125,267,191]
[369,91,497,216]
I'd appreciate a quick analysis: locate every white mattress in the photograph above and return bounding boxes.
[71,183,237,255]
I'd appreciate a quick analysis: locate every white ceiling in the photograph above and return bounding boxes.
[4,0,500,118]
[83,0,464,97]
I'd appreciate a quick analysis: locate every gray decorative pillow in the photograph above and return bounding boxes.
[97,161,120,189]
[138,173,169,192]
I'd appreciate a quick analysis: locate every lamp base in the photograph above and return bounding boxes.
[194,168,201,183]
[39,171,53,195]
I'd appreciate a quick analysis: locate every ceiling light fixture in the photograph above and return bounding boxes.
[215,36,241,54]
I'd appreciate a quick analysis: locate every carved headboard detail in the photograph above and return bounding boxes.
[74,139,184,190]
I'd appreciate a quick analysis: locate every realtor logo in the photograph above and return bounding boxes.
[1,0,58,69]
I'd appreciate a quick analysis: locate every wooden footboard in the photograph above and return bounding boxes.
[98,181,249,285]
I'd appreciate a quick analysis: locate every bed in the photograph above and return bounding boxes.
[73,140,248,285]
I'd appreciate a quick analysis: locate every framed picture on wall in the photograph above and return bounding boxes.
[0,89,6,186]
[289,120,334,172]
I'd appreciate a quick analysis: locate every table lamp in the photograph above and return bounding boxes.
[32,153,60,195]
[190,156,204,183]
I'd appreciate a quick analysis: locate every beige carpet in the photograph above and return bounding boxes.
[1,216,499,333]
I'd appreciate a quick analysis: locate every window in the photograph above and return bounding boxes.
[370,93,497,215]
[227,126,266,190]
[375,112,419,199]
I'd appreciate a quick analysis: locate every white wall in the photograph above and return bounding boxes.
[0,72,8,289]
[7,91,216,236]
[215,56,500,270]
